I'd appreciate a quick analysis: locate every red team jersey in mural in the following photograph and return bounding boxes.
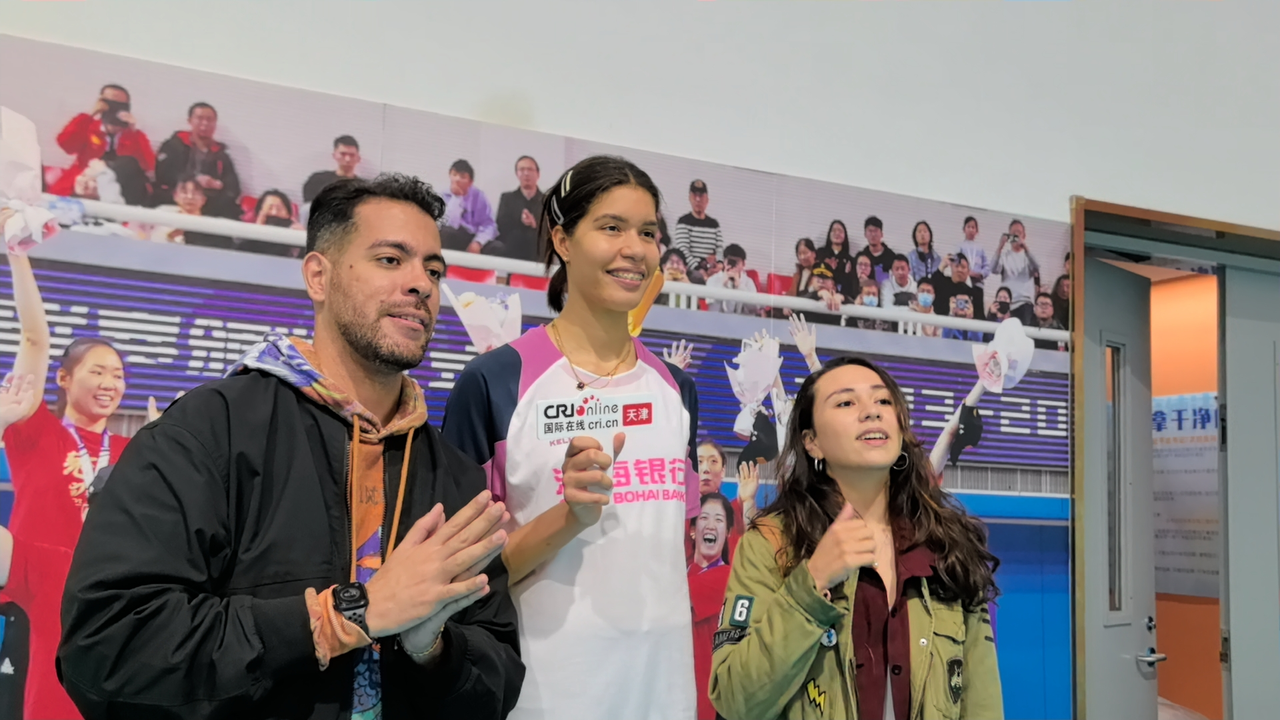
[442,327,701,720]
[2,402,128,552]
[2,403,128,719]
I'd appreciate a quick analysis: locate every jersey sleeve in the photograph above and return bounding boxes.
[664,360,702,520]
[440,345,521,502]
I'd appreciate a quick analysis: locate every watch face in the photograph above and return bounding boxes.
[336,585,364,605]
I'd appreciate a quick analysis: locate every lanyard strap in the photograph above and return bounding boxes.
[62,416,110,487]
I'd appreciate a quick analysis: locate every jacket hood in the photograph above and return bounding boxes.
[228,332,426,441]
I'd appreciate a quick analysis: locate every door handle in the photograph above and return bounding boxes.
[1136,649,1168,667]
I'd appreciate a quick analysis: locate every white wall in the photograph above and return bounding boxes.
[3,0,1278,231]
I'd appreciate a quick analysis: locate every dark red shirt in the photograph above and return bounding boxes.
[851,537,936,720]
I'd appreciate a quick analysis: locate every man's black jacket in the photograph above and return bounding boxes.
[56,371,524,719]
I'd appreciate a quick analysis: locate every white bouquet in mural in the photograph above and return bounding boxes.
[0,107,59,252]
[725,334,783,439]
[931,318,1036,474]
[971,318,1035,394]
[442,281,523,354]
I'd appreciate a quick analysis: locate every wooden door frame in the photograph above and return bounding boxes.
[1069,198,1280,719]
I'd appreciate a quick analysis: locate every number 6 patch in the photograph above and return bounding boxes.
[728,595,754,628]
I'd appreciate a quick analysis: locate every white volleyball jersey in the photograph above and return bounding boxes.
[442,326,700,720]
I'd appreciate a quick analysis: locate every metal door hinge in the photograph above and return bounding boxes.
[1220,629,1231,667]
[1219,402,1227,449]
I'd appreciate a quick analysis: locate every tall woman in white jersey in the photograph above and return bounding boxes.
[442,156,699,720]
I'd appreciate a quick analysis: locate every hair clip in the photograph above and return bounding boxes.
[561,170,573,196]
[550,195,565,225]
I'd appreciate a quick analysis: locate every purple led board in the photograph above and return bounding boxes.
[1,258,1068,468]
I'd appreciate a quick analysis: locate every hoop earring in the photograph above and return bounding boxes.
[891,452,909,471]
[814,457,824,473]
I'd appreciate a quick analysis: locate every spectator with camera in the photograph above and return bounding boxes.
[673,179,724,266]
[942,290,984,341]
[1031,292,1067,350]
[50,84,155,206]
[880,253,917,307]
[855,215,895,283]
[657,247,699,310]
[931,252,985,318]
[992,219,1041,323]
[705,243,761,315]
[439,159,500,255]
[155,102,242,219]
[303,135,363,203]
[982,286,1015,341]
[958,216,992,291]
[494,155,545,262]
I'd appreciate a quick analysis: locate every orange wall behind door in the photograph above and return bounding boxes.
[1150,273,1220,720]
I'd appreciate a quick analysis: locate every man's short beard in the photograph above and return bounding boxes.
[331,282,430,374]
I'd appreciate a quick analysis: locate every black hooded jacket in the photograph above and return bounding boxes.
[56,370,524,719]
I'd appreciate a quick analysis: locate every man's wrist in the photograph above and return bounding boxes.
[401,625,445,665]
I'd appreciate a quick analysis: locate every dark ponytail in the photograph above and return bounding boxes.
[540,155,662,313]
[53,337,121,417]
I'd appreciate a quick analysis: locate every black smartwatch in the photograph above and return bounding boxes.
[333,582,371,637]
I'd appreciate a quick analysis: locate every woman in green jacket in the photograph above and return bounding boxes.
[709,356,1002,720]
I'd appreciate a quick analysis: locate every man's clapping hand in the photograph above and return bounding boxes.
[364,490,508,640]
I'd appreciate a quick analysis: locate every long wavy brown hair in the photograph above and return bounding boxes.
[758,355,1000,610]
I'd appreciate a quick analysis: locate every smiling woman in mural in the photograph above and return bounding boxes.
[688,491,736,720]
[441,155,702,720]
[0,208,134,720]
[709,356,1003,720]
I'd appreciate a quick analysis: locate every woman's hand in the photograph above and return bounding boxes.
[0,373,37,431]
[737,461,760,521]
[561,433,625,526]
[1,208,20,256]
[789,312,816,355]
[807,503,877,593]
[662,340,694,371]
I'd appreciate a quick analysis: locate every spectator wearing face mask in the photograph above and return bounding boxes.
[50,84,155,206]
[1031,292,1067,350]
[942,290,984,341]
[303,135,363,203]
[880,253,917,308]
[154,102,242,219]
[853,279,892,332]
[704,243,761,315]
[235,189,306,257]
[900,279,941,337]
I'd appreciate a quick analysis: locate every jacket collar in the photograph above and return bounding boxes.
[175,130,224,154]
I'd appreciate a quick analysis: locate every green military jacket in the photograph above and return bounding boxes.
[708,525,1003,720]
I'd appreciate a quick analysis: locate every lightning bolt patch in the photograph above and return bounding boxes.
[805,678,827,715]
